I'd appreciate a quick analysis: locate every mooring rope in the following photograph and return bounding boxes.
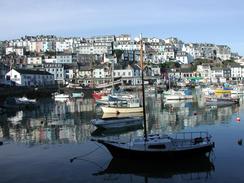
[69,141,108,163]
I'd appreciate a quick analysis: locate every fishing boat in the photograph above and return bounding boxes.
[90,116,143,130]
[92,35,214,160]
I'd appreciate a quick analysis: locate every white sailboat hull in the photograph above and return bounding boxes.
[101,106,143,114]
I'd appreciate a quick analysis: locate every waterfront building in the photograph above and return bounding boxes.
[113,67,134,85]
[43,63,65,84]
[197,64,211,82]
[93,67,108,78]
[230,64,243,81]
[211,67,224,83]
[5,68,55,86]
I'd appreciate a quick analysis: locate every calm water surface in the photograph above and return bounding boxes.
[1,92,244,183]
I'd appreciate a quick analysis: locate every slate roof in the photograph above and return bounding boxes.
[14,69,53,75]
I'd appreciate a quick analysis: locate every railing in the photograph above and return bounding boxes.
[172,131,211,147]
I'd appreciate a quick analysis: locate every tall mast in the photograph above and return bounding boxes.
[140,34,147,141]
[111,58,114,95]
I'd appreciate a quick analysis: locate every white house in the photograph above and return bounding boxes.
[78,42,113,55]
[211,67,224,81]
[27,56,42,65]
[44,57,57,64]
[5,47,24,56]
[176,51,189,64]
[43,63,65,84]
[113,67,134,85]
[231,65,243,80]
[5,69,55,86]
[115,34,131,42]
[197,64,211,82]
[56,54,73,64]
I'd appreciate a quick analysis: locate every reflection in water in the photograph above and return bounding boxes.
[91,124,143,137]
[93,156,215,181]
[0,95,241,145]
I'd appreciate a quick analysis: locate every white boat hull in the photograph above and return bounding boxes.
[101,106,143,114]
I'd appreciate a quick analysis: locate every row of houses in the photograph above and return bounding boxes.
[1,35,239,65]
[1,61,244,88]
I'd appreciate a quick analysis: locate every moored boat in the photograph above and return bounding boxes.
[100,97,142,114]
[101,105,143,114]
[93,132,214,160]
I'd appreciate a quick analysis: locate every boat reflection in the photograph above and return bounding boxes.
[94,156,215,180]
[91,124,143,137]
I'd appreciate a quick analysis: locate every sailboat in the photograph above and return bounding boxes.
[91,34,214,160]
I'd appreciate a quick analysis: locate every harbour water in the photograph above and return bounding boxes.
[1,91,244,183]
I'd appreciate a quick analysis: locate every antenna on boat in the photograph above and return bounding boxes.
[140,33,147,141]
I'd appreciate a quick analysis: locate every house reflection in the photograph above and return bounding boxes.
[0,96,240,144]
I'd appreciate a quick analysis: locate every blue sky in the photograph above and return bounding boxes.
[1,0,244,55]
